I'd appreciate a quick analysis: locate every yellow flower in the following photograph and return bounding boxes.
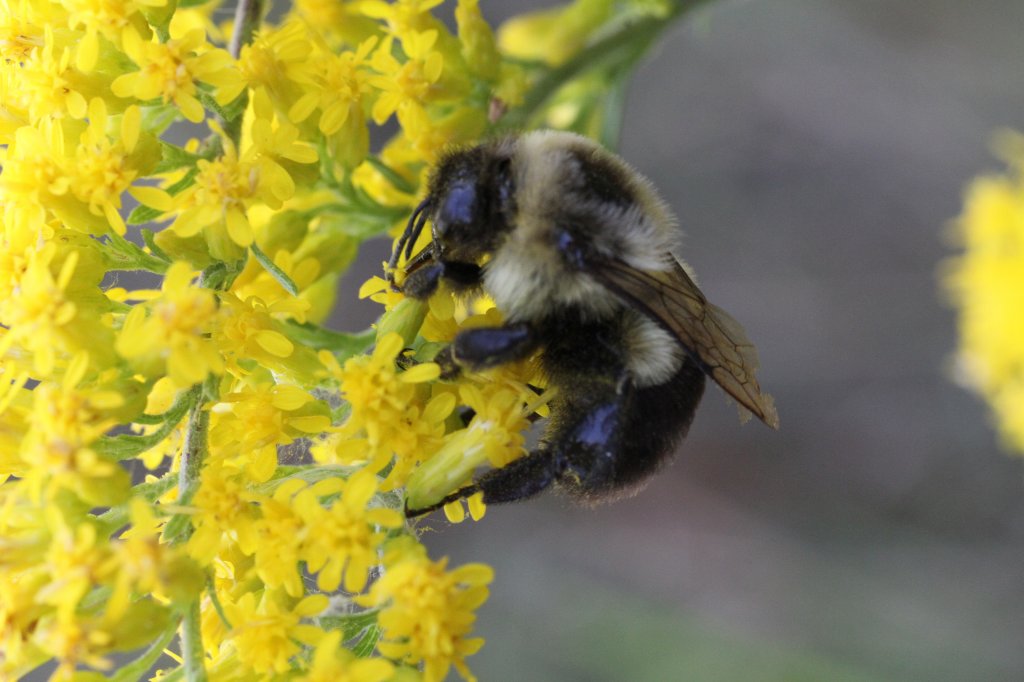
[66,99,168,235]
[18,35,88,121]
[211,379,331,482]
[111,27,238,123]
[229,246,318,318]
[0,121,68,238]
[298,630,395,682]
[214,292,321,379]
[187,461,260,563]
[321,333,449,484]
[116,261,224,389]
[20,353,130,505]
[242,479,308,596]
[223,590,327,675]
[370,31,444,139]
[288,36,377,168]
[222,19,315,117]
[63,0,170,73]
[947,132,1024,452]
[359,275,406,313]
[38,513,112,622]
[359,554,492,682]
[0,244,115,377]
[0,2,44,65]
[168,138,262,258]
[104,498,203,621]
[405,384,534,516]
[297,470,404,593]
[498,0,612,67]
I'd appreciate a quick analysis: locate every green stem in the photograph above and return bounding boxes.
[221,0,265,144]
[229,0,263,59]
[496,0,711,132]
[180,599,208,682]
[168,375,214,682]
[175,378,213,523]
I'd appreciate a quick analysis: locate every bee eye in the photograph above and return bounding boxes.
[438,182,477,233]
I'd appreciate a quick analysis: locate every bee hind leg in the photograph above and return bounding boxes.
[403,448,562,518]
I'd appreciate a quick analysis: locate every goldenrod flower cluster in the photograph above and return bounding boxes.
[0,0,685,679]
[948,132,1024,454]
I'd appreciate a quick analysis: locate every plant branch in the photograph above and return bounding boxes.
[229,0,263,59]
[496,0,712,132]
[221,0,265,144]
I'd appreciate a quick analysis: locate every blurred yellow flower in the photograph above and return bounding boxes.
[298,629,396,682]
[223,590,327,675]
[948,132,1024,452]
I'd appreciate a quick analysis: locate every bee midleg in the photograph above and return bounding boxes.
[435,322,540,378]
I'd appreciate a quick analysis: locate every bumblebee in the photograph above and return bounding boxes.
[389,131,778,516]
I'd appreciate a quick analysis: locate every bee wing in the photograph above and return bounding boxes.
[592,257,779,429]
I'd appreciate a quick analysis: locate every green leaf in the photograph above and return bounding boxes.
[128,166,198,225]
[200,258,246,291]
[141,228,172,263]
[366,156,418,195]
[353,624,382,658]
[251,242,299,296]
[207,578,232,629]
[154,141,205,173]
[95,390,196,460]
[320,610,380,641]
[110,621,179,682]
[103,231,170,273]
[256,464,356,493]
[599,71,630,151]
[92,475,177,536]
[198,88,248,126]
[283,322,375,356]
[140,104,182,135]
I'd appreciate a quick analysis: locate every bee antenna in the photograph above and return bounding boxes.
[404,198,432,261]
[389,198,430,273]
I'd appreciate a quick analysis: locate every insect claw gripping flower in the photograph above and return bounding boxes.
[0,0,692,678]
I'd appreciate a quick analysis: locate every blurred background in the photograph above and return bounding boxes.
[336,0,1024,679]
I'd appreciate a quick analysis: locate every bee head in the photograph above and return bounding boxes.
[387,141,516,293]
[427,145,515,262]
